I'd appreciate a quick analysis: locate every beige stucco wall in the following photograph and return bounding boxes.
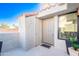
[34,17,42,46]
[18,15,26,49]
[25,16,42,49]
[54,16,67,52]
[18,15,42,50]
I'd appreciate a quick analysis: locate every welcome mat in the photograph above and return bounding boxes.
[41,44,51,48]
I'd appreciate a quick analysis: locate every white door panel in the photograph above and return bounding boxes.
[42,18,54,45]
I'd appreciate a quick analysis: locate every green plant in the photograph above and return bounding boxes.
[69,36,79,50]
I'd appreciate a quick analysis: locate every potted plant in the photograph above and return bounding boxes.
[68,35,79,56]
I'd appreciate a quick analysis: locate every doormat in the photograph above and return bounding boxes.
[41,44,51,48]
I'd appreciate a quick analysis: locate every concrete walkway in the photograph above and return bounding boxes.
[1,46,68,56]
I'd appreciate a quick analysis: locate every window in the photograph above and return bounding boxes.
[58,12,77,39]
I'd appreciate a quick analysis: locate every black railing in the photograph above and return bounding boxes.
[65,39,72,55]
[0,41,2,56]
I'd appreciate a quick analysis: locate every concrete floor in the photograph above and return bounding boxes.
[1,46,68,56]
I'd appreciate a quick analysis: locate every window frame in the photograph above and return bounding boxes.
[58,11,77,40]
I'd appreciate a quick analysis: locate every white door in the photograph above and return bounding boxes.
[42,17,54,45]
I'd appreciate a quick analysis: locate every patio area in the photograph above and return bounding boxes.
[1,46,68,56]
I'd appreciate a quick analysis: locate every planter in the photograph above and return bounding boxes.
[68,47,79,56]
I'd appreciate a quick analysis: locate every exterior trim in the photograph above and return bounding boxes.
[58,11,77,16]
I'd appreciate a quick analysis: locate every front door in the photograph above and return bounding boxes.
[42,17,54,45]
